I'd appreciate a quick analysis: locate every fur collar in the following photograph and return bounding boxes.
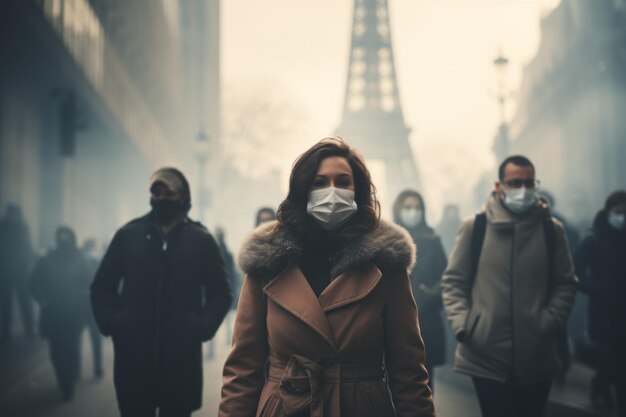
[237,219,416,279]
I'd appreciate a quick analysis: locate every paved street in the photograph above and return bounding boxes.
[0,316,598,417]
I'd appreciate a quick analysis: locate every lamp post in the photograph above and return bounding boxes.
[492,50,511,162]
[195,129,210,223]
[493,50,510,124]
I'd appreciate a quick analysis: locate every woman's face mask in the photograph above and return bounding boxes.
[608,211,626,231]
[306,187,358,231]
[400,207,423,228]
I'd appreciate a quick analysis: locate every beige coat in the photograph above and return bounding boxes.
[219,220,435,417]
[442,194,577,384]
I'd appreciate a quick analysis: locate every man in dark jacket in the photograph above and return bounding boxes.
[31,226,91,402]
[91,167,232,417]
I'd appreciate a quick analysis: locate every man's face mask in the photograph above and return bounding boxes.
[306,187,358,231]
[501,187,537,214]
[151,199,183,223]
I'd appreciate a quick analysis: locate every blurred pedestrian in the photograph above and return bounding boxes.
[443,155,577,417]
[437,204,461,256]
[81,238,104,378]
[219,138,435,417]
[91,167,231,417]
[575,190,626,416]
[393,190,447,394]
[255,206,276,227]
[215,227,241,348]
[0,204,35,344]
[31,226,91,402]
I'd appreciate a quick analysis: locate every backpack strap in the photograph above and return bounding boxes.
[469,213,488,305]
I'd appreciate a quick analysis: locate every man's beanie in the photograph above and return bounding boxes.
[149,167,192,210]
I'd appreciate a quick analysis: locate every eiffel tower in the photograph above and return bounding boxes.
[336,0,420,206]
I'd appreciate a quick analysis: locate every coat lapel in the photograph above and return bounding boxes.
[319,263,382,312]
[263,266,336,349]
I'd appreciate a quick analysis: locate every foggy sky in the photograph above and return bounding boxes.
[223,0,560,221]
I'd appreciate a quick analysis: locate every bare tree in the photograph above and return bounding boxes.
[221,79,309,179]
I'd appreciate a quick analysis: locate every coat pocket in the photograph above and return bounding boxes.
[465,309,481,341]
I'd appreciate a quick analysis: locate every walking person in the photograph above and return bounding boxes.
[442,155,577,417]
[219,138,435,417]
[255,207,276,227]
[0,204,35,344]
[81,238,104,378]
[31,226,91,401]
[91,167,232,417]
[575,190,626,416]
[436,204,461,257]
[215,226,241,347]
[393,190,447,394]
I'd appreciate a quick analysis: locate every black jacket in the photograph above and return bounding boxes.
[31,248,91,337]
[575,211,626,345]
[91,213,231,411]
[408,229,448,366]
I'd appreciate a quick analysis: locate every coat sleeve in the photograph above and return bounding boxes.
[198,234,232,341]
[441,219,474,337]
[542,221,578,333]
[219,275,268,417]
[90,230,125,336]
[384,269,436,417]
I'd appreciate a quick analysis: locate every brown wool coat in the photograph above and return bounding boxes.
[218,220,436,417]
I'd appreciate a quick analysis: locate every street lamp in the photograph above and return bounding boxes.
[195,129,210,223]
[493,50,510,124]
[492,50,511,162]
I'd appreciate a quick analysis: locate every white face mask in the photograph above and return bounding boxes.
[400,208,423,228]
[502,187,537,214]
[307,187,358,231]
[608,212,626,231]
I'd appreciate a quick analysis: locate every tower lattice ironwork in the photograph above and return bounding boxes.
[336,0,420,203]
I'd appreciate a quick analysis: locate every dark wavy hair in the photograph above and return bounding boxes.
[277,138,380,242]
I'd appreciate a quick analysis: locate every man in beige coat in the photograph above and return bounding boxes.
[442,155,577,417]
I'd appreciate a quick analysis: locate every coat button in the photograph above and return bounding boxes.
[146,234,151,240]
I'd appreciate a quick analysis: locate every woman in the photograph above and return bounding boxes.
[393,190,447,393]
[575,190,626,416]
[219,138,435,417]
